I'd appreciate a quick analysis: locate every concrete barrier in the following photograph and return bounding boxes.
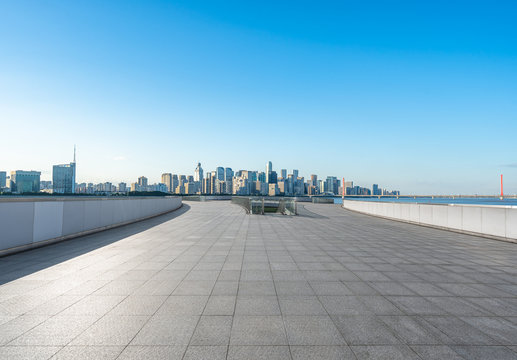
[0,196,182,256]
[342,199,517,243]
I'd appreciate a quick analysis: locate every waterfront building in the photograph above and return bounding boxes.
[277,181,285,195]
[161,173,173,192]
[0,171,6,188]
[269,171,277,184]
[53,152,76,194]
[266,161,273,183]
[268,183,279,196]
[172,175,179,192]
[203,176,211,194]
[325,176,339,195]
[40,181,52,190]
[118,182,127,192]
[216,167,224,181]
[138,176,148,190]
[372,184,379,195]
[194,163,203,185]
[281,169,287,179]
[10,170,41,193]
[225,180,233,194]
[294,177,305,196]
[224,167,234,181]
[310,174,318,187]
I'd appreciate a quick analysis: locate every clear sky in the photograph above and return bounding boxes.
[1,1,516,194]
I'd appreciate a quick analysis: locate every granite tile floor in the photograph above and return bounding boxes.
[0,201,516,359]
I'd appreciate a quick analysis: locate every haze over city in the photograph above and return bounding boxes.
[1,1,516,194]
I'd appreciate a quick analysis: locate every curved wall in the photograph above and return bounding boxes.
[342,199,517,243]
[0,196,182,256]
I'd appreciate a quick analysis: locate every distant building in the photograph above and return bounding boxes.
[269,171,277,184]
[372,184,379,195]
[118,182,127,192]
[216,167,225,181]
[53,163,76,194]
[161,173,173,192]
[325,176,339,195]
[0,171,6,188]
[194,163,203,184]
[224,167,234,181]
[310,174,318,187]
[138,176,148,190]
[280,169,287,179]
[266,161,273,183]
[10,170,41,193]
[40,181,52,190]
[268,183,279,196]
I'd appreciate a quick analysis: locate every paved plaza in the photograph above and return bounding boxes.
[0,201,516,359]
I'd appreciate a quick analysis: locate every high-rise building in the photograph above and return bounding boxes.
[266,161,273,183]
[52,149,76,194]
[52,163,76,194]
[0,171,6,188]
[258,172,266,183]
[224,167,234,181]
[310,174,318,187]
[372,184,379,195]
[281,169,287,179]
[325,176,339,195]
[216,167,225,181]
[268,183,279,196]
[172,175,179,192]
[194,163,204,183]
[118,182,127,192]
[293,169,299,179]
[138,176,148,188]
[269,171,277,184]
[161,173,173,192]
[10,170,41,193]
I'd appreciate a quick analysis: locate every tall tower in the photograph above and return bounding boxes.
[266,161,272,183]
[194,163,204,182]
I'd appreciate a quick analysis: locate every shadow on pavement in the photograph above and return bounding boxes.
[0,204,191,286]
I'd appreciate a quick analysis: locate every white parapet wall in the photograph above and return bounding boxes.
[342,199,517,243]
[0,196,182,256]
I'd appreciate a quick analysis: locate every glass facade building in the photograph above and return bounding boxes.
[10,170,41,193]
[52,163,76,194]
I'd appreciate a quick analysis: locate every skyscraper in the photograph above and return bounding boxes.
[52,148,76,194]
[310,174,318,187]
[266,161,273,183]
[281,169,287,179]
[161,173,173,192]
[0,171,6,188]
[216,167,225,181]
[194,163,204,183]
[293,169,299,179]
[172,174,179,192]
[224,167,234,181]
[372,184,379,195]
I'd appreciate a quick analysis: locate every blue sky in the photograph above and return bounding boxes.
[1,1,516,194]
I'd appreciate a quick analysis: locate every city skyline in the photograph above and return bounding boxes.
[1,2,516,194]
[1,158,399,197]
[1,155,514,196]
